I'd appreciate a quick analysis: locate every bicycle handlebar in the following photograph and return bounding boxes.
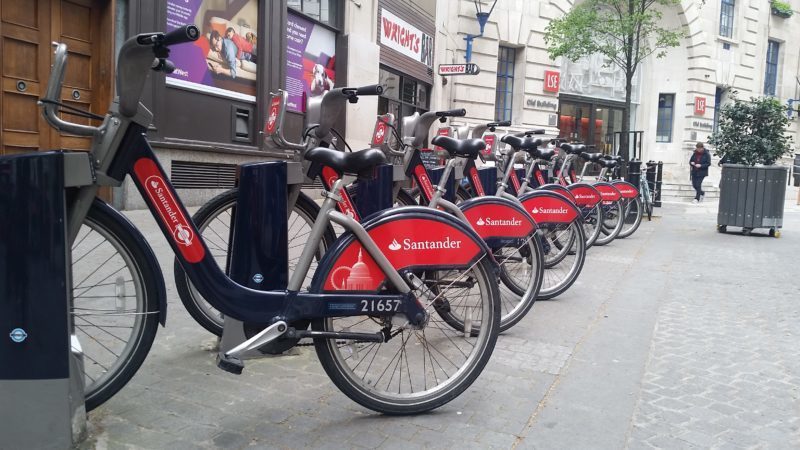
[436,109,467,118]
[160,25,201,47]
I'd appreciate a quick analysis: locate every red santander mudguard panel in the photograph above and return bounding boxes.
[323,217,482,291]
[537,183,576,203]
[593,182,622,202]
[568,183,602,207]
[611,180,639,199]
[460,199,535,240]
[520,191,580,224]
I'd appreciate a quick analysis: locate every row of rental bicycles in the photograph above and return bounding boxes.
[48,27,653,416]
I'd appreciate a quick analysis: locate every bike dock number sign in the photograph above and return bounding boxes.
[438,64,480,76]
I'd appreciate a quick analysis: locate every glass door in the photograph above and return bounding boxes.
[594,106,623,155]
[558,102,593,143]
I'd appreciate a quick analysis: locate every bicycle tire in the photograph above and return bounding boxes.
[312,256,500,415]
[582,203,603,249]
[73,200,161,411]
[495,231,545,331]
[174,189,335,336]
[617,197,643,239]
[594,200,624,246]
[538,221,586,300]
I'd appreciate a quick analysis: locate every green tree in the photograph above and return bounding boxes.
[544,0,683,156]
[708,95,792,166]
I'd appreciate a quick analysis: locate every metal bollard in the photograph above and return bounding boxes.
[0,152,86,448]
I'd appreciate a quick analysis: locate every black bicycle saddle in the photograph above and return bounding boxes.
[536,148,556,161]
[305,147,387,176]
[431,136,485,159]
[560,143,586,155]
[597,158,618,169]
[580,152,604,162]
[500,135,544,154]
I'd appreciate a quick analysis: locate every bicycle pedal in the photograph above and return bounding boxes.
[216,352,244,375]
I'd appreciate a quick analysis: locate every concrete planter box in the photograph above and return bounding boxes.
[717,164,788,236]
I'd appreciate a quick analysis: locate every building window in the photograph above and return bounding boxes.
[719,0,735,38]
[378,66,430,139]
[656,94,674,143]
[495,46,516,122]
[288,0,337,26]
[764,40,780,96]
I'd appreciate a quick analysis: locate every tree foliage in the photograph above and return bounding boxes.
[708,95,793,166]
[544,0,684,76]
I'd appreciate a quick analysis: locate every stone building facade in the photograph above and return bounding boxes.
[432,0,800,185]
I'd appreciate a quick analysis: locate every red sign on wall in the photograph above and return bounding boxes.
[544,71,560,93]
[694,97,707,116]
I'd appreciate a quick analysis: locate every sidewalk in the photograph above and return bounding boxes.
[81,201,800,449]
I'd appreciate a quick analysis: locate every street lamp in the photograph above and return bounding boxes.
[464,0,498,63]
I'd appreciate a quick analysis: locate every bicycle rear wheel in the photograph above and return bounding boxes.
[538,221,586,300]
[174,189,334,336]
[618,197,643,238]
[72,200,161,411]
[312,257,500,415]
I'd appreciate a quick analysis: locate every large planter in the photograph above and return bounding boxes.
[717,164,788,236]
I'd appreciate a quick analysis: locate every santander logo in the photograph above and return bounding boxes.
[531,206,569,215]
[134,158,205,264]
[388,237,462,251]
[476,217,522,227]
[148,176,194,247]
[573,193,597,199]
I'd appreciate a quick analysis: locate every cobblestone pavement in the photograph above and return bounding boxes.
[80,199,800,449]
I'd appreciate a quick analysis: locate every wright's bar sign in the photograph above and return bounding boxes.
[438,63,480,76]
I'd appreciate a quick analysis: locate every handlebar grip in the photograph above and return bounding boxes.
[355,84,383,96]
[161,25,200,47]
[492,120,511,127]
[435,108,467,117]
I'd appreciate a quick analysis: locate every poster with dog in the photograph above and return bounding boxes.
[165,0,258,102]
[285,11,337,112]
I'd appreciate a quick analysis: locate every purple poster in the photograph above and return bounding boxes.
[165,0,259,101]
[286,11,337,112]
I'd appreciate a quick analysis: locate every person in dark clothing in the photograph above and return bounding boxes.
[689,142,711,203]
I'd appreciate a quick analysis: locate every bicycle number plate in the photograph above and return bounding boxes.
[360,299,402,313]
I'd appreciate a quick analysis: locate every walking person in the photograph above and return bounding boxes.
[689,142,711,203]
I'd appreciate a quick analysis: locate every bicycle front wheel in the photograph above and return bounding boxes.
[618,197,643,238]
[539,221,586,300]
[312,257,500,415]
[594,200,624,246]
[72,200,161,411]
[582,204,603,248]
[495,232,545,331]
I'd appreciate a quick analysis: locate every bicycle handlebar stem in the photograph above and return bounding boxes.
[309,85,383,140]
[268,90,305,151]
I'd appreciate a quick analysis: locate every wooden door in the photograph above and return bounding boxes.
[1,0,113,155]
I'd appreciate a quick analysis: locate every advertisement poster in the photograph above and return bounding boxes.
[286,11,337,112]
[165,0,259,102]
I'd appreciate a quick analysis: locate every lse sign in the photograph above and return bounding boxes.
[543,71,560,93]
[694,97,707,116]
